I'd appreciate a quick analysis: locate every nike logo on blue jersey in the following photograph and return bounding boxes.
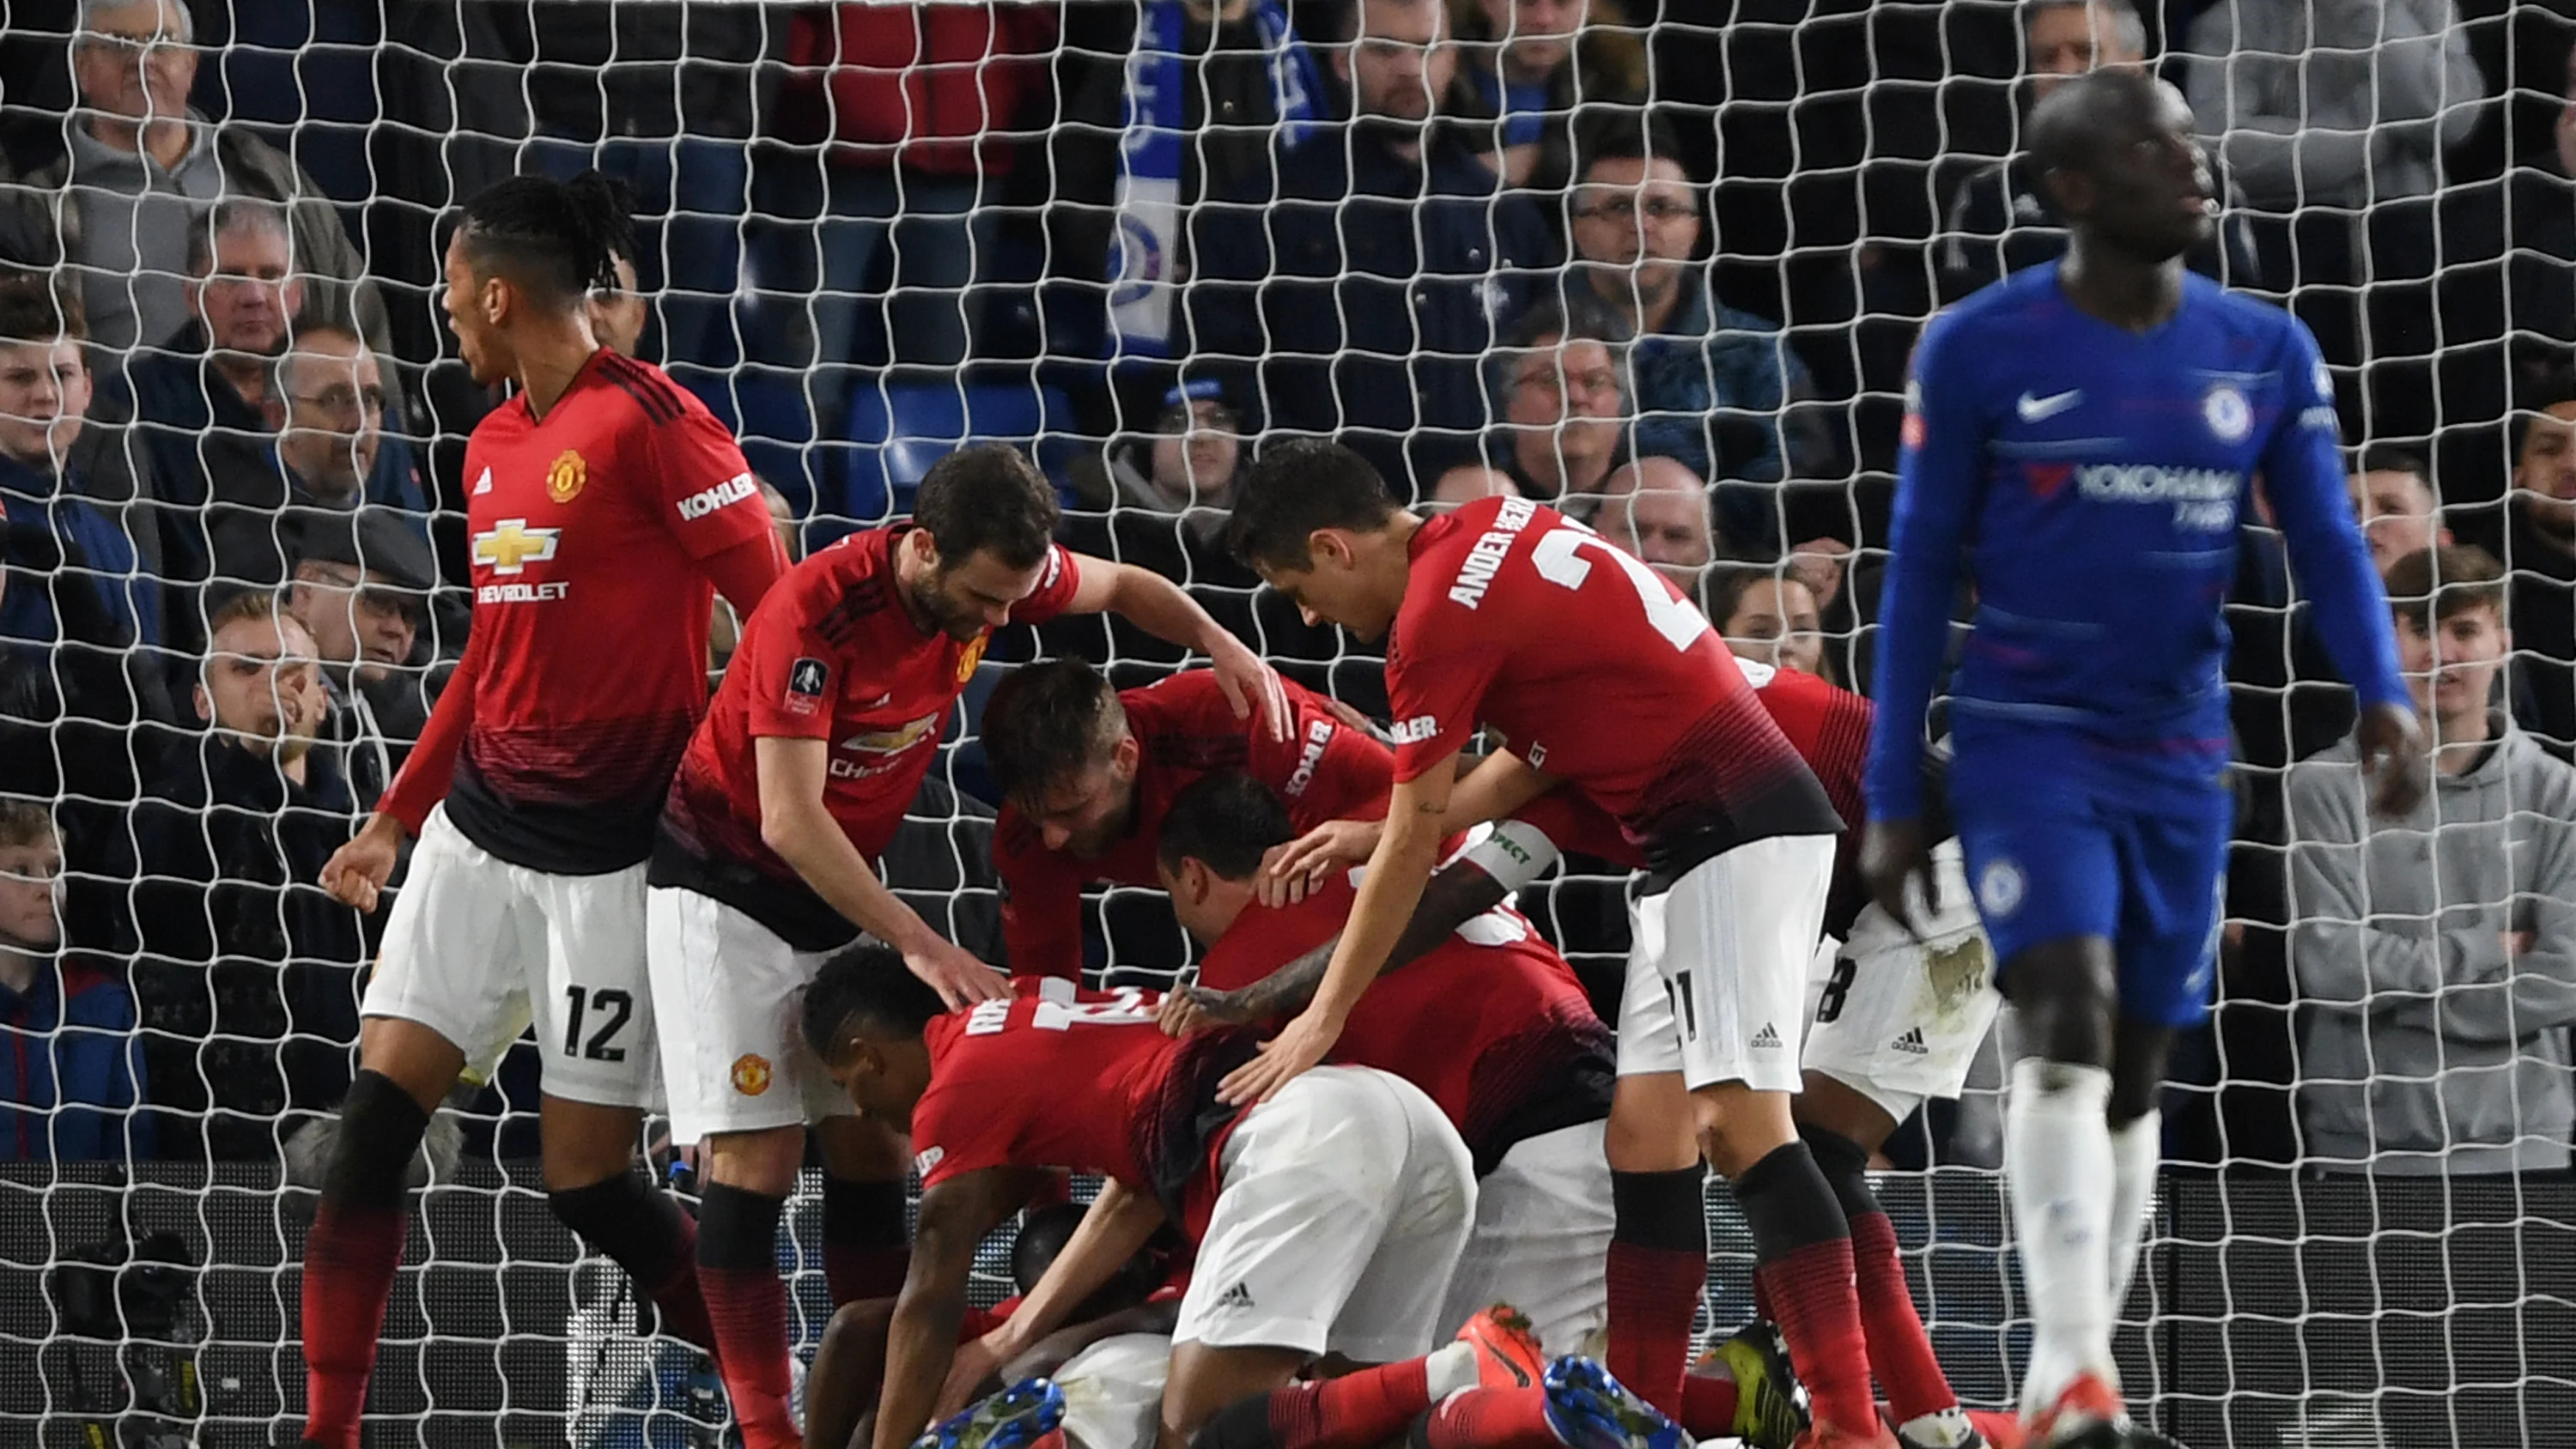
[2015,389,2083,422]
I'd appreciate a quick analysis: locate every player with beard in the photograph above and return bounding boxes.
[978,656,1392,979]
[298,173,788,1449]
[644,442,1286,1449]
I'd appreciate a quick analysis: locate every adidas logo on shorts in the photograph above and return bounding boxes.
[1751,1023,1783,1050]
[1214,1281,1256,1313]
[1892,1028,1930,1056]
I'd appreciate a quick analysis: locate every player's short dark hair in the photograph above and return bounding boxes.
[1571,110,1695,188]
[1228,440,1401,572]
[2385,543,2506,632]
[455,171,629,309]
[0,269,86,346]
[913,442,1060,572]
[1156,772,1294,882]
[980,658,1129,809]
[2352,444,2433,489]
[2025,66,2160,185]
[801,943,951,1058]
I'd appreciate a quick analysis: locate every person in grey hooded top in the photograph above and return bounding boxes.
[2287,543,2576,1176]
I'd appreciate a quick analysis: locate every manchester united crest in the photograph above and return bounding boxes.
[956,634,990,683]
[547,449,586,504]
[731,1052,773,1096]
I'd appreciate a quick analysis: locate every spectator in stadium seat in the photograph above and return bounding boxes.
[1715,567,1832,687]
[1003,0,1318,386]
[0,799,148,1162]
[1564,112,1821,552]
[2348,446,2452,579]
[286,509,439,814]
[1097,379,1248,523]
[1448,0,1647,195]
[0,0,383,358]
[1937,0,2261,301]
[1594,455,1719,585]
[2507,371,2576,753]
[748,3,1054,378]
[129,589,363,1163]
[1479,295,1630,503]
[2286,544,2576,1176]
[197,319,432,591]
[1426,461,1523,511]
[1187,0,1554,495]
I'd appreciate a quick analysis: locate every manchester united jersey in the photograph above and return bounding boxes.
[435,350,778,873]
[654,527,1082,948]
[912,977,1258,1239]
[1193,871,1613,1174]
[1388,494,1841,881]
[993,670,1393,979]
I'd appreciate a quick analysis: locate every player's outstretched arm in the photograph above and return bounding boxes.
[1066,556,1291,740]
[1443,748,1561,834]
[874,1167,1045,1449]
[1218,749,1461,1104]
[756,737,1007,1007]
[946,1179,1168,1416]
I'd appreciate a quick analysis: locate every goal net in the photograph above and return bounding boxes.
[0,2,2568,1447]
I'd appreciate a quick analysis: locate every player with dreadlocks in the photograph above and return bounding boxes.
[295,172,788,1449]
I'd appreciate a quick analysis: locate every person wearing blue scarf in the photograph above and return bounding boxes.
[1106,0,1324,359]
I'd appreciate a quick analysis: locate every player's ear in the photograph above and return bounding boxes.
[1112,733,1142,779]
[1308,529,1352,572]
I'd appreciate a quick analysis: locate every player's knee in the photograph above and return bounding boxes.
[704,1125,807,1197]
[2105,1025,2175,1125]
[1797,1122,1880,1220]
[321,1070,434,1211]
[1692,1084,1795,1180]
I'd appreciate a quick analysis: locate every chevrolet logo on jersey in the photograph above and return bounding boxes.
[841,713,941,755]
[473,519,560,575]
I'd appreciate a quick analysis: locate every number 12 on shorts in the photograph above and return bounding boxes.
[562,985,634,1062]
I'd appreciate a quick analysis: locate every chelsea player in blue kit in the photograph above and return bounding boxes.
[1862,72,2429,1449]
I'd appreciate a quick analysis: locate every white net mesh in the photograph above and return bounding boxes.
[0,2,2572,1446]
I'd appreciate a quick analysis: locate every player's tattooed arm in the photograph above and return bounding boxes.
[1443,748,1561,834]
[1182,859,1510,1028]
[875,1166,1048,1449]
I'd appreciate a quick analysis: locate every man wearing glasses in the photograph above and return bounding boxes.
[0,0,380,358]
[1566,112,1821,553]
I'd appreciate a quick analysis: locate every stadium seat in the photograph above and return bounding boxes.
[837,378,1076,524]
[683,369,836,523]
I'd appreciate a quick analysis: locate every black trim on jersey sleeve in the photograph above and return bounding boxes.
[647,822,862,954]
[598,353,686,424]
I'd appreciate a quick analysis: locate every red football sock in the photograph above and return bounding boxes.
[1419,1388,1563,1449]
[1850,1209,1956,1424]
[300,1203,408,1449]
[1607,1241,1701,1416]
[639,1207,718,1352]
[1262,1359,1437,1449]
[1756,1239,1875,1439]
[1678,1373,1740,1440]
[703,1264,799,1449]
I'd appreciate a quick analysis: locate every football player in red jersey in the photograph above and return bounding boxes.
[296,174,787,1449]
[643,442,1286,1449]
[1218,440,1894,1449]
[976,656,1393,978]
[800,948,1687,1449]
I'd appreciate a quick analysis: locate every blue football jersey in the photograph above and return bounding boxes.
[1866,262,2409,820]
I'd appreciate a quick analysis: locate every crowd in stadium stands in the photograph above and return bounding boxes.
[0,0,2570,1186]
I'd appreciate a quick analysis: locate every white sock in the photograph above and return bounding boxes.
[2006,1058,2118,1417]
[2105,1108,2161,1319]
[1424,1340,1479,1400]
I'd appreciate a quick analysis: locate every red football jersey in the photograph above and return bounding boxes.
[913,978,1257,1239]
[993,670,1394,978]
[1388,495,1840,873]
[434,350,777,872]
[659,527,1081,944]
[1194,872,1613,1172]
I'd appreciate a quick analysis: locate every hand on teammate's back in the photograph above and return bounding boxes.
[1857,816,1936,943]
[1217,1004,1340,1105]
[319,812,404,912]
[1255,818,1381,906]
[1206,633,1294,742]
[2354,701,2431,819]
[905,934,1010,1009]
